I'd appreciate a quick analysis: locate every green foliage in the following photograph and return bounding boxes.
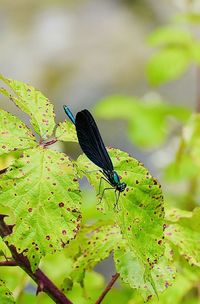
[114,245,175,300]
[55,121,78,142]
[146,26,200,85]
[76,149,173,300]
[0,14,200,303]
[166,208,200,267]
[0,109,36,156]
[147,47,190,86]
[0,148,81,270]
[0,279,15,304]
[147,27,193,47]
[0,75,55,139]
[94,96,190,148]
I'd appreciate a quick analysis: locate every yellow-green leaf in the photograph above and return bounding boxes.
[76,148,165,268]
[0,75,55,139]
[55,121,78,142]
[166,207,200,266]
[0,147,82,270]
[0,109,36,156]
[0,279,14,304]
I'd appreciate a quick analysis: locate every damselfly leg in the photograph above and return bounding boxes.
[114,190,121,211]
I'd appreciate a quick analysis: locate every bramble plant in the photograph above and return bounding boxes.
[1,11,200,304]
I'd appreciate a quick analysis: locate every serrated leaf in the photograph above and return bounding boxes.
[0,75,55,139]
[148,27,193,47]
[0,109,36,156]
[71,225,121,283]
[114,244,175,301]
[0,279,15,304]
[55,121,78,142]
[166,207,200,266]
[146,47,190,85]
[94,96,190,148]
[77,148,165,268]
[0,147,82,270]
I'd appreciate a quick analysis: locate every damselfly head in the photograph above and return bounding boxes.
[117,182,126,192]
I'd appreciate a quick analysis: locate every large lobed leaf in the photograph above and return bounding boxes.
[0,75,55,139]
[0,147,82,270]
[0,279,14,304]
[0,109,36,156]
[76,148,171,299]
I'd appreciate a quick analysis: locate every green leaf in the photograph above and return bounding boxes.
[0,147,82,270]
[55,121,78,142]
[166,207,200,266]
[94,96,190,148]
[148,27,193,47]
[114,244,175,301]
[0,279,15,304]
[77,148,165,268]
[146,47,191,85]
[0,75,56,139]
[0,109,36,156]
[71,225,122,283]
[148,263,200,304]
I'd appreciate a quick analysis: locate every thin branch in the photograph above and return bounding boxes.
[95,273,120,304]
[43,139,58,148]
[0,214,73,304]
[0,260,17,266]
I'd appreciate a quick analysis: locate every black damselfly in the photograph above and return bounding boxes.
[63,106,126,207]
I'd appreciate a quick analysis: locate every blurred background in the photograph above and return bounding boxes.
[0,0,198,173]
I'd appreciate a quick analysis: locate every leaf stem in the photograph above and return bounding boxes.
[95,273,120,304]
[0,260,16,266]
[0,214,73,304]
[43,139,58,148]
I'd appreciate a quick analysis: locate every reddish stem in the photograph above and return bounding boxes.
[0,260,17,266]
[95,273,120,304]
[43,139,58,148]
[0,214,72,304]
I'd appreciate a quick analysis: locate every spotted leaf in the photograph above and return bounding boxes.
[0,109,36,156]
[0,279,14,304]
[71,225,122,283]
[55,121,78,142]
[0,147,82,270]
[77,148,165,269]
[165,207,200,267]
[0,75,55,139]
[114,243,175,301]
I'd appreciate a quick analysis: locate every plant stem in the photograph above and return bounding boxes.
[0,214,73,304]
[0,260,16,266]
[95,273,120,304]
[43,139,58,148]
